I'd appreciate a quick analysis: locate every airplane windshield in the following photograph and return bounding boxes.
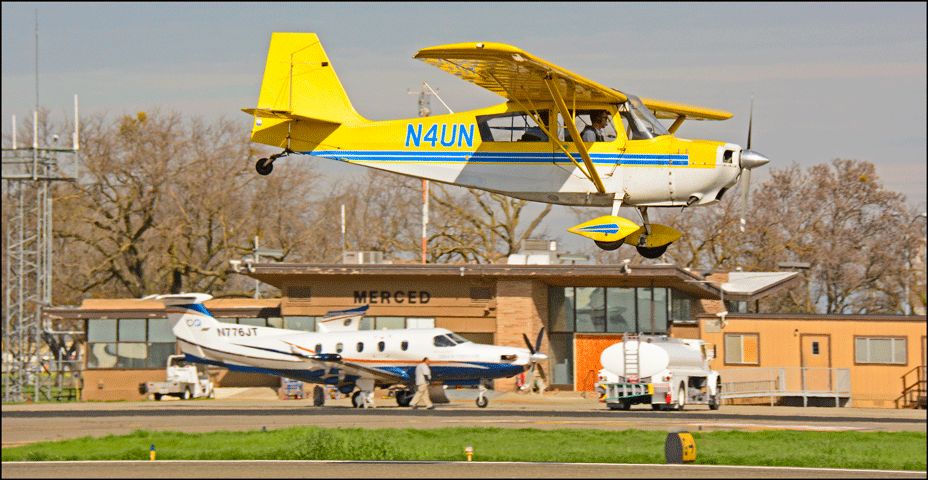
[447,333,470,344]
[620,95,669,140]
[433,335,456,347]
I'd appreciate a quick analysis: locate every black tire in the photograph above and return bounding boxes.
[312,386,325,407]
[636,244,669,258]
[256,158,274,176]
[395,389,413,407]
[476,395,489,408]
[709,380,722,410]
[675,384,686,411]
[595,239,625,251]
[651,404,663,411]
[351,390,362,408]
[608,401,631,411]
[154,393,163,401]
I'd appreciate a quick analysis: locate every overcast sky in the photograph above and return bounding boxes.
[2,2,925,251]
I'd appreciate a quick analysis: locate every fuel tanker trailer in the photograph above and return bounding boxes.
[596,335,720,411]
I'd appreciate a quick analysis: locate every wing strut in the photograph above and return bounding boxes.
[543,74,606,193]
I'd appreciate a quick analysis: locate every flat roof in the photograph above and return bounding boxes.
[244,262,729,299]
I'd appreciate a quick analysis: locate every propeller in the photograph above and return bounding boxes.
[521,327,548,390]
[738,97,770,233]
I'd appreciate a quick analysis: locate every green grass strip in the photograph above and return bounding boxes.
[2,427,925,471]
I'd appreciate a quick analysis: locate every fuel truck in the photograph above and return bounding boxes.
[596,335,721,411]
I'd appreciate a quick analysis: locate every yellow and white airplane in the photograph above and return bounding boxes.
[244,33,769,258]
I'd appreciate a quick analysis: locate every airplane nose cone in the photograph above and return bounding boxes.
[530,352,548,362]
[740,149,770,170]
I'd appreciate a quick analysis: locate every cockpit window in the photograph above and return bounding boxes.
[619,95,669,140]
[433,335,456,347]
[447,333,471,344]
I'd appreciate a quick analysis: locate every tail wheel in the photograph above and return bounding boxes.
[636,244,669,258]
[595,239,624,251]
[256,158,274,176]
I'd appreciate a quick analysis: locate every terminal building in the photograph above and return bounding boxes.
[45,255,926,408]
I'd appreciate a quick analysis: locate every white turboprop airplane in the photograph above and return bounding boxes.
[151,293,547,408]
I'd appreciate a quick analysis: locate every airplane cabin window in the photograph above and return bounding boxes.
[401,340,409,351]
[476,110,552,142]
[356,342,364,353]
[378,341,385,352]
[447,332,471,344]
[336,342,344,353]
[559,111,617,142]
[433,335,456,347]
[315,343,322,354]
[620,96,670,140]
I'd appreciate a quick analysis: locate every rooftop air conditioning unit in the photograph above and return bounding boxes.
[343,251,386,264]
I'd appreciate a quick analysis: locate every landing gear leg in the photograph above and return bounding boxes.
[633,207,670,258]
[595,198,627,251]
[476,382,489,408]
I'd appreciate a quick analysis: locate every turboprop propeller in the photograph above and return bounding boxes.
[521,327,548,390]
[738,98,771,233]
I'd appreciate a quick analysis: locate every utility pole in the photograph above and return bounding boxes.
[408,82,432,263]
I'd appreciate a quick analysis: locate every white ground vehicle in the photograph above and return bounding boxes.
[597,335,720,411]
[139,355,214,401]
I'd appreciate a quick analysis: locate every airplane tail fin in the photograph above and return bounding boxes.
[245,32,364,147]
[144,293,221,339]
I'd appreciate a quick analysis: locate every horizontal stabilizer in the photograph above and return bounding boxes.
[242,108,338,124]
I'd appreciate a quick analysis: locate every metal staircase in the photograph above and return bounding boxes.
[895,366,926,409]
[623,333,641,383]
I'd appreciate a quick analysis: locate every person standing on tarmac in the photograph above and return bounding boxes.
[411,357,434,410]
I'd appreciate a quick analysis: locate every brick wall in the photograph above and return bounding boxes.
[495,279,548,391]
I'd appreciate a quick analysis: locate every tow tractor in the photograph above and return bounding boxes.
[139,355,214,400]
[597,334,721,411]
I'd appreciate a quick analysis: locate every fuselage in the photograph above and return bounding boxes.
[176,320,530,386]
[251,100,743,208]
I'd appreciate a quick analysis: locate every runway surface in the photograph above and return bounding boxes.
[3,394,925,447]
[3,460,926,479]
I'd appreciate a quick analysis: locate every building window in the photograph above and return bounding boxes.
[88,319,117,343]
[575,287,606,332]
[470,287,493,303]
[148,318,175,342]
[548,287,671,334]
[87,318,176,369]
[88,342,117,369]
[549,287,575,332]
[549,333,574,385]
[406,318,435,329]
[724,333,760,365]
[855,337,907,365]
[285,316,316,332]
[606,288,635,333]
[375,317,405,330]
[118,319,146,342]
[670,291,694,323]
[238,317,267,327]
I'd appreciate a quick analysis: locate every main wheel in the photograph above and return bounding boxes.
[182,388,192,400]
[636,244,668,258]
[608,400,631,411]
[312,386,325,407]
[351,390,362,408]
[476,395,489,408]
[154,393,163,401]
[256,158,274,176]
[395,389,413,407]
[595,239,624,251]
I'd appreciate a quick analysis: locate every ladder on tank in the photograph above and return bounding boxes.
[623,333,641,384]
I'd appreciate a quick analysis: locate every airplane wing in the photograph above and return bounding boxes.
[414,42,627,105]
[283,341,407,384]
